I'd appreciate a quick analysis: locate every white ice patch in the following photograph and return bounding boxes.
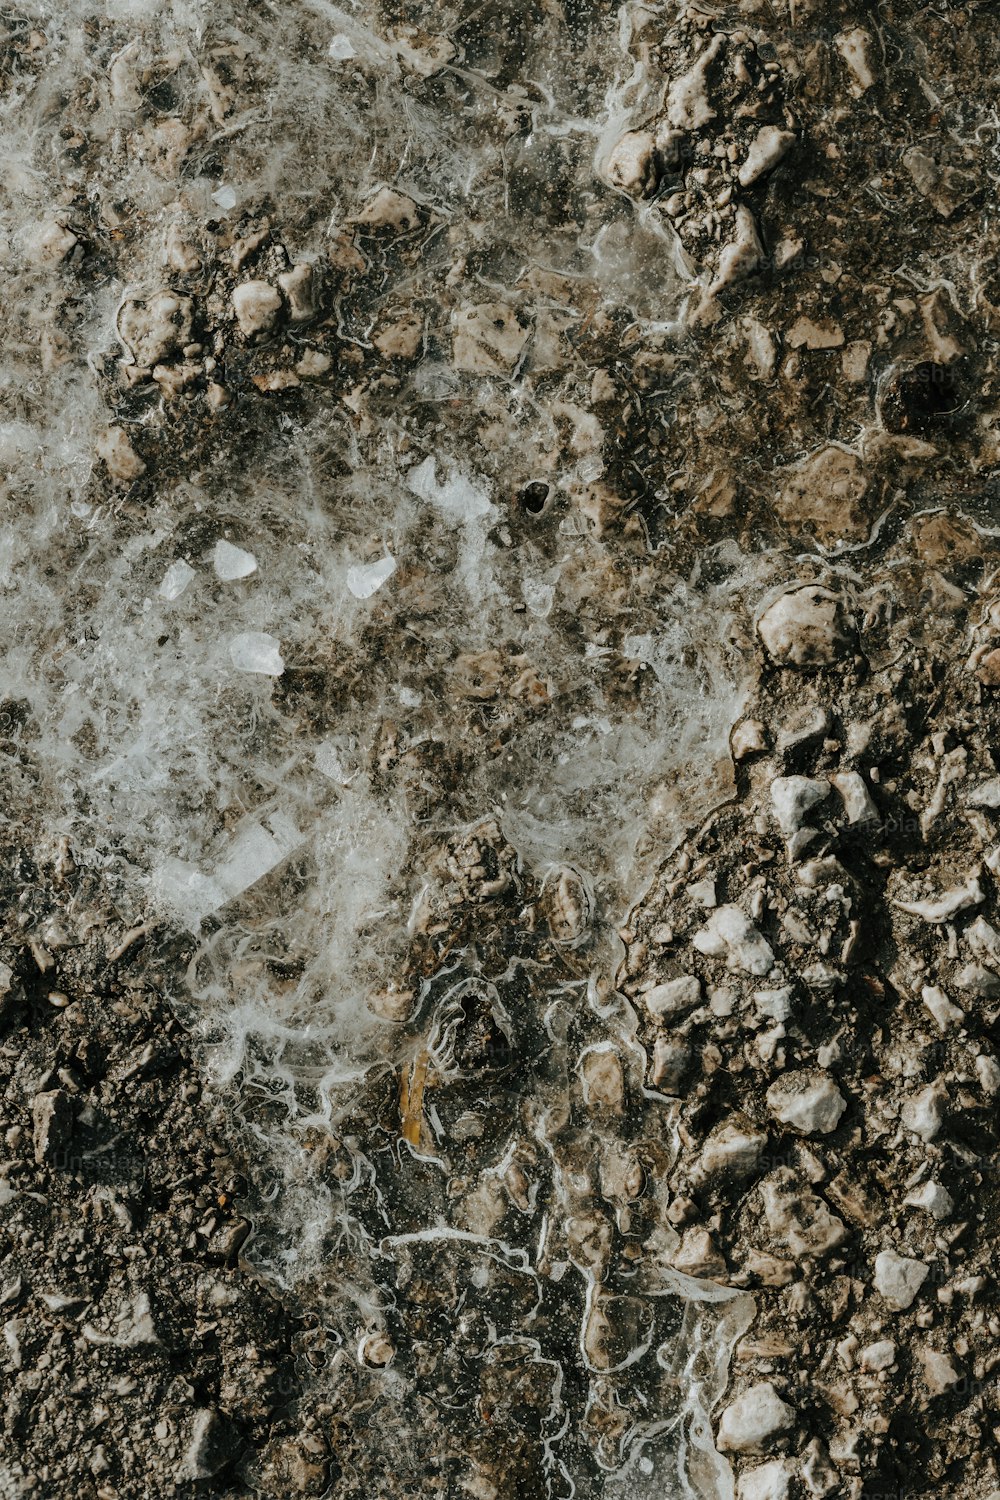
[406,455,493,520]
[328,33,355,58]
[154,812,304,929]
[229,631,284,674]
[213,540,258,580]
[211,184,238,212]
[346,553,396,598]
[159,560,196,600]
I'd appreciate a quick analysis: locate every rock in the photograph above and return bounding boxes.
[353,187,421,232]
[232,280,282,336]
[835,27,875,91]
[766,1070,846,1135]
[670,1227,728,1281]
[667,34,724,129]
[582,1292,651,1371]
[580,1048,624,1112]
[709,205,764,297]
[738,126,795,187]
[119,291,194,367]
[758,587,856,668]
[177,1407,237,1481]
[732,719,769,759]
[966,778,1000,809]
[976,1053,1000,1094]
[693,905,774,976]
[277,263,315,321]
[452,302,529,376]
[32,1089,73,1166]
[904,1180,953,1220]
[920,1347,961,1397]
[873,1250,929,1311]
[760,1171,846,1258]
[737,1460,791,1500]
[36,220,78,263]
[717,1381,795,1454]
[96,426,146,483]
[390,24,456,78]
[894,877,983,923]
[603,130,659,197]
[921,984,964,1031]
[696,1115,768,1181]
[901,1083,946,1142]
[860,1339,896,1372]
[770,776,830,836]
[649,1036,690,1093]
[642,973,702,1020]
[829,771,880,826]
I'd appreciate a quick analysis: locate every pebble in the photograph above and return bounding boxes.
[901,1083,946,1142]
[642,973,702,1020]
[119,291,194,367]
[717,1381,795,1454]
[761,1172,846,1258]
[766,1069,847,1135]
[177,1408,235,1481]
[732,718,769,759]
[737,1460,791,1500]
[829,771,880,826]
[692,904,774,976]
[921,984,964,1031]
[738,126,795,187]
[920,1347,961,1396]
[670,1226,728,1280]
[353,187,420,232]
[757,586,855,668]
[860,1339,896,1372]
[709,205,763,297]
[649,1036,690,1093]
[277,263,315,322]
[603,130,659,197]
[770,775,829,836]
[232,280,282,336]
[873,1250,929,1311]
[894,876,983,923]
[452,302,529,376]
[96,426,146,483]
[31,1089,73,1165]
[580,1048,625,1112]
[904,1179,954,1220]
[696,1115,768,1180]
[667,34,724,129]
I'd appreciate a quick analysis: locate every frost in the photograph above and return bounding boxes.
[407,456,492,520]
[229,632,284,674]
[211,185,238,212]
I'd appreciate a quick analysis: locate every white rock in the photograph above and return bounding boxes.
[732,719,769,759]
[119,291,194,367]
[904,1180,953,1220]
[697,1115,767,1180]
[229,632,284,675]
[213,540,257,580]
[603,130,658,197]
[277,263,315,322]
[766,1070,846,1135]
[36,220,78,264]
[738,126,795,187]
[754,985,793,1023]
[717,1381,795,1454]
[921,1348,961,1396]
[967,778,1000,809]
[693,905,774,976]
[642,974,702,1020]
[965,916,1000,964]
[894,877,983,924]
[737,1461,790,1500]
[354,187,420,232]
[921,984,964,1032]
[901,1083,946,1142]
[770,776,830,836]
[709,205,763,297]
[976,1053,1000,1094]
[758,586,855,668]
[835,27,876,91]
[346,555,396,599]
[829,771,880,826]
[232,280,282,336]
[873,1250,928,1311]
[954,962,1000,997]
[860,1339,895,1372]
[667,34,724,129]
[97,426,145,483]
[159,561,196,600]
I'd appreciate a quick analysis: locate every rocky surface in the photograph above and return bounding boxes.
[3,0,1000,1496]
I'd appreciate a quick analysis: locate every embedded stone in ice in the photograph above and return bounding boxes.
[229,632,284,674]
[159,560,196,600]
[346,554,396,599]
[213,540,258,580]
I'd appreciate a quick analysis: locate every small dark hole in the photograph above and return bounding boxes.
[520,482,549,515]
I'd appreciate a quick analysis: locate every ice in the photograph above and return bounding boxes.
[229,631,284,674]
[211,185,238,211]
[159,560,196,600]
[213,540,258,580]
[155,813,304,929]
[328,33,355,58]
[406,455,493,520]
[346,554,396,599]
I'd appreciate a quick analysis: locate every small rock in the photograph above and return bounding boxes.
[766,1070,846,1135]
[642,973,702,1020]
[97,426,146,483]
[452,302,529,376]
[354,187,421,232]
[582,1291,651,1371]
[32,1089,73,1166]
[693,905,774,976]
[580,1048,624,1112]
[835,27,875,92]
[901,1083,946,1142]
[904,1179,953,1220]
[732,719,769,759]
[737,1460,791,1500]
[277,263,315,321]
[860,1339,896,1372]
[920,1347,961,1397]
[894,877,983,924]
[649,1036,690,1094]
[696,1115,768,1181]
[758,586,856,668]
[36,220,78,263]
[717,1381,795,1454]
[921,984,964,1032]
[667,34,724,129]
[177,1408,236,1481]
[603,130,659,197]
[709,205,763,297]
[873,1250,929,1311]
[670,1227,728,1281]
[770,776,830,836]
[119,291,194,367]
[738,126,795,187]
[829,771,880,826]
[761,1171,846,1259]
[232,280,282,336]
